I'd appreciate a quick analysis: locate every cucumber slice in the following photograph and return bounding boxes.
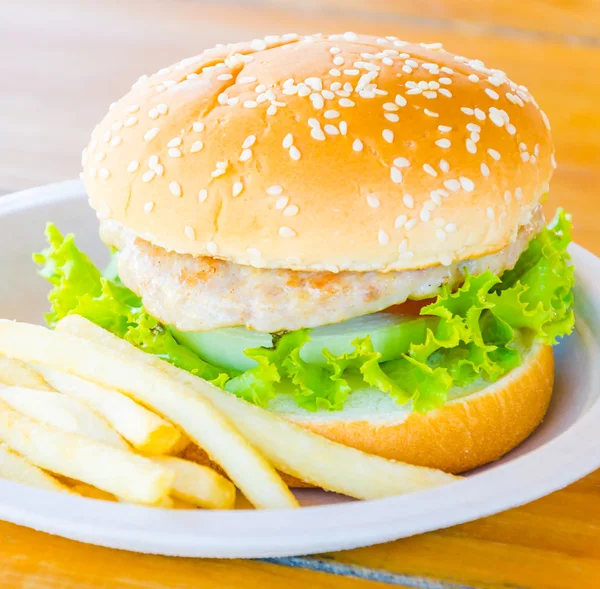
[172,312,437,372]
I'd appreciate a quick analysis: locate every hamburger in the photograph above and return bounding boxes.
[36,33,574,476]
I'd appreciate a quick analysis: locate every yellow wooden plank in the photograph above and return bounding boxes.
[326,469,600,589]
[0,521,392,589]
[296,0,600,37]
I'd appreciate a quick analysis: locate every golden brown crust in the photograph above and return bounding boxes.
[184,344,554,484]
[82,34,555,272]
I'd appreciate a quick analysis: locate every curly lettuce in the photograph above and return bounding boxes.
[35,211,575,413]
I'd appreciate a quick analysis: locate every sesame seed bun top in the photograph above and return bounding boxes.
[82,32,555,272]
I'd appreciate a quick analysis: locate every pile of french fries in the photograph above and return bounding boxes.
[0,316,457,510]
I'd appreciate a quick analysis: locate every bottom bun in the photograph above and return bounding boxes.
[183,343,554,485]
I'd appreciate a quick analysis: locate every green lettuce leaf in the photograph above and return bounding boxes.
[34,224,227,383]
[35,210,575,414]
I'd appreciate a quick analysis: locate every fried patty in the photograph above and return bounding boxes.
[101,209,543,332]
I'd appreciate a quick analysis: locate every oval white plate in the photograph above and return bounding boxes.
[0,180,599,558]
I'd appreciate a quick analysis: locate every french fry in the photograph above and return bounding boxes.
[0,355,51,390]
[33,366,182,455]
[0,442,71,493]
[153,456,236,509]
[0,386,129,451]
[0,397,173,504]
[58,316,458,499]
[0,320,298,510]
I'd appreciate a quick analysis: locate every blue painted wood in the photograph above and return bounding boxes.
[259,557,489,589]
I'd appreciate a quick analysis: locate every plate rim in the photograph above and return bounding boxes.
[1,179,599,558]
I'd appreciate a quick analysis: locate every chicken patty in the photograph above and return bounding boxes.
[101,210,544,332]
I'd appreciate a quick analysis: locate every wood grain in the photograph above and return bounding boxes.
[1,1,599,588]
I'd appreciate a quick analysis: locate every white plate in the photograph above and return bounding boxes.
[0,179,599,558]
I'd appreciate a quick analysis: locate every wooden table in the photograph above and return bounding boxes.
[2,1,599,587]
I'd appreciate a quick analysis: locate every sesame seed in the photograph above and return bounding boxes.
[190,141,203,153]
[384,113,399,123]
[239,76,257,84]
[460,177,475,192]
[124,116,138,127]
[388,167,402,183]
[383,103,399,112]
[439,159,450,173]
[438,125,452,133]
[109,136,122,147]
[466,138,477,154]
[279,226,296,238]
[324,110,340,119]
[403,194,414,208]
[148,155,159,169]
[436,229,446,241]
[367,194,380,208]
[423,91,437,99]
[275,196,289,209]
[207,241,218,255]
[283,204,299,217]
[157,103,168,115]
[333,56,345,66]
[98,168,110,180]
[127,104,140,113]
[481,163,490,177]
[199,189,208,203]
[239,148,253,162]
[378,229,390,246]
[127,160,139,173]
[504,190,512,203]
[243,100,258,109]
[339,98,355,107]
[487,207,495,220]
[444,179,461,192]
[144,201,155,214]
[382,129,394,143]
[439,89,452,98]
[515,187,523,201]
[330,47,341,54]
[405,219,418,230]
[148,108,159,120]
[267,185,283,195]
[392,157,409,168]
[487,148,501,161]
[142,170,155,183]
[111,121,123,132]
[423,164,437,177]
[445,223,456,233]
[229,181,243,197]
[144,128,159,141]
[435,138,451,148]
[168,147,182,158]
[461,107,474,116]
[352,139,363,152]
[489,111,504,127]
[242,135,256,149]
[193,122,205,132]
[506,123,516,135]
[393,215,408,231]
[283,133,294,148]
[324,124,339,135]
[184,226,196,240]
[420,208,431,222]
[154,164,164,176]
[217,73,233,81]
[395,94,407,107]
[94,151,105,162]
[521,152,530,162]
[169,181,182,197]
[485,88,499,100]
